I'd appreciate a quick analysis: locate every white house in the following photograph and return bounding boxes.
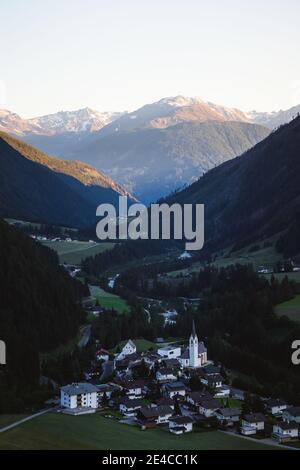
[201,373,223,389]
[97,383,119,401]
[265,399,288,416]
[214,407,241,424]
[272,422,299,443]
[169,416,194,435]
[122,380,144,399]
[60,383,98,410]
[119,398,143,417]
[137,405,173,426]
[283,406,300,424]
[198,399,220,418]
[157,345,181,360]
[186,391,212,407]
[156,368,177,382]
[241,413,265,435]
[116,340,137,361]
[162,381,187,399]
[213,386,231,398]
[178,321,208,369]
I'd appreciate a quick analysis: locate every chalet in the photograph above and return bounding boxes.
[265,399,288,416]
[156,368,178,382]
[214,407,241,425]
[155,397,175,409]
[116,340,137,361]
[114,353,141,374]
[198,399,220,418]
[143,352,161,368]
[137,405,173,427]
[60,383,98,412]
[162,358,182,369]
[118,398,143,417]
[162,381,187,399]
[96,383,117,400]
[272,421,299,443]
[283,406,300,424]
[201,373,223,389]
[241,413,265,435]
[169,416,194,435]
[186,391,212,408]
[121,380,145,399]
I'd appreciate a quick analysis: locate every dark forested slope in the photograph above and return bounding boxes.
[0,219,87,410]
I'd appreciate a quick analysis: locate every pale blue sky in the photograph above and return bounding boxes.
[1,0,300,117]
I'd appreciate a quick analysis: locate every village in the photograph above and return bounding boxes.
[59,322,300,447]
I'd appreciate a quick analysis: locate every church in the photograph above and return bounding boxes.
[178,320,208,368]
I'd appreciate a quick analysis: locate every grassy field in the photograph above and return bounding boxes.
[275,294,300,324]
[89,286,130,314]
[41,240,115,265]
[0,415,28,429]
[0,412,276,450]
[217,398,243,408]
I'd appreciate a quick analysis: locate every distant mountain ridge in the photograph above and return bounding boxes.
[0,131,133,227]
[0,107,123,136]
[166,115,300,254]
[247,104,300,129]
[69,120,270,202]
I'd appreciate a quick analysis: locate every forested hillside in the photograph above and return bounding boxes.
[0,219,88,411]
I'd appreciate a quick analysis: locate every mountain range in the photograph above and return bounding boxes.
[70,120,270,202]
[1,96,299,202]
[166,115,300,255]
[0,131,132,228]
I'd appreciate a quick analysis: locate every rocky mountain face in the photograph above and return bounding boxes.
[248,104,300,129]
[69,120,270,202]
[0,107,122,136]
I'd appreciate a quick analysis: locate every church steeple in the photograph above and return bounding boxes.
[191,319,197,338]
[189,319,200,367]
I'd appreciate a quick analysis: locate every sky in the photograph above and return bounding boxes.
[1,0,300,117]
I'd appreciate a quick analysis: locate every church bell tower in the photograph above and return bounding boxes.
[189,320,199,367]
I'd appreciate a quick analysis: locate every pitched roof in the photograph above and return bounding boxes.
[118,398,143,408]
[164,381,187,391]
[170,415,194,425]
[125,339,136,349]
[266,398,287,408]
[244,413,266,423]
[61,382,99,395]
[199,399,220,410]
[274,421,298,430]
[139,405,173,419]
[285,406,300,417]
[216,407,241,417]
[187,391,212,403]
[157,367,176,376]
[156,397,174,407]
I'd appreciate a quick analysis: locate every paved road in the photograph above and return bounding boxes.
[100,360,114,381]
[219,430,299,450]
[0,407,56,434]
[78,325,91,348]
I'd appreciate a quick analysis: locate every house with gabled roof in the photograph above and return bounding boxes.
[169,416,194,435]
[272,421,299,443]
[137,405,173,427]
